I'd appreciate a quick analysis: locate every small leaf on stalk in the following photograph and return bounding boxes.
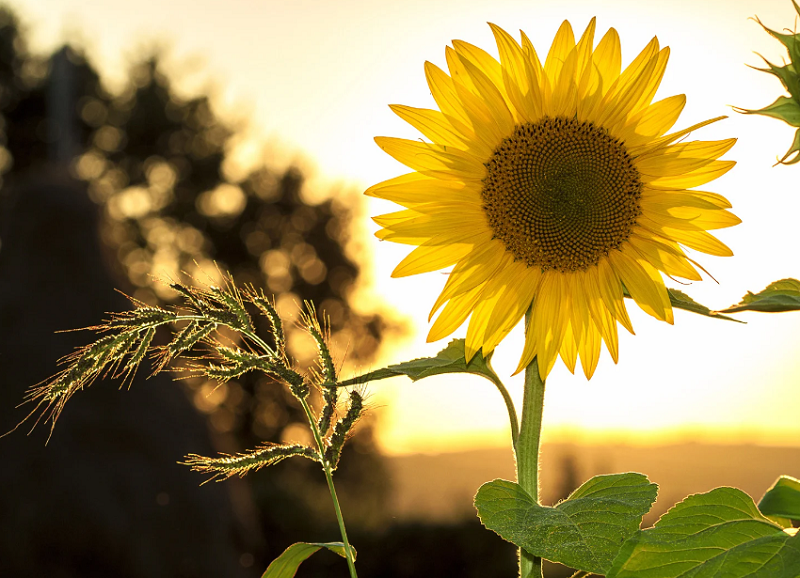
[622,286,740,323]
[261,542,355,578]
[474,473,657,575]
[718,279,800,313]
[338,338,502,387]
[607,487,800,578]
[760,475,800,522]
[666,288,742,323]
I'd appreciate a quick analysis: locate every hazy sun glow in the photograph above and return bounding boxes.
[17,0,800,454]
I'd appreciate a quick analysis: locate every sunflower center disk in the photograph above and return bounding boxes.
[481,116,642,272]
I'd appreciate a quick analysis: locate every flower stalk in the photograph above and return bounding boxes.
[515,312,546,578]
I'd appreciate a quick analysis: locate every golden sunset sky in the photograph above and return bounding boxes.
[15,0,800,454]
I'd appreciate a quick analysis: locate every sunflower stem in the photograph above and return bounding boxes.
[515,315,546,578]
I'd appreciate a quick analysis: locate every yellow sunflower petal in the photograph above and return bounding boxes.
[578,322,602,379]
[641,188,730,210]
[424,60,475,127]
[637,138,737,178]
[515,315,538,376]
[544,20,576,87]
[463,261,530,358]
[631,115,727,157]
[377,227,492,246]
[639,217,734,256]
[366,173,479,207]
[482,265,541,352]
[594,38,661,129]
[646,160,736,189]
[575,17,597,81]
[620,94,686,147]
[389,104,492,158]
[532,273,569,378]
[629,47,671,116]
[455,53,516,134]
[613,37,660,96]
[627,233,702,281]
[590,298,620,364]
[430,242,509,315]
[682,189,733,209]
[452,39,507,99]
[519,29,544,77]
[592,27,622,91]
[428,283,486,341]
[374,136,485,180]
[375,210,486,238]
[608,249,670,322]
[490,23,543,120]
[641,202,741,231]
[560,322,578,374]
[549,47,579,117]
[592,259,634,334]
[392,241,474,278]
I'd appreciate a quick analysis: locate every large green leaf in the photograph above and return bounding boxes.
[261,542,354,578]
[718,279,800,313]
[338,338,501,387]
[607,487,800,578]
[760,476,800,522]
[474,473,658,574]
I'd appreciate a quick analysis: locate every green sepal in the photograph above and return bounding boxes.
[777,128,800,165]
[759,475,800,523]
[737,95,800,126]
[607,487,800,578]
[755,3,800,72]
[261,542,355,578]
[738,5,800,164]
[338,338,502,387]
[474,473,658,575]
[718,278,800,313]
[753,59,800,104]
[737,96,800,164]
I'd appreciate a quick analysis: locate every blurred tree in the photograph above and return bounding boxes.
[0,4,395,575]
[78,51,396,551]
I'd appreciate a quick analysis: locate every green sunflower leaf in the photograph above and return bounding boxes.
[718,278,800,313]
[261,542,355,578]
[666,288,743,323]
[474,473,658,575]
[759,476,800,523]
[337,338,502,387]
[607,487,800,578]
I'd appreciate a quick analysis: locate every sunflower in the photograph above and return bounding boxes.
[367,18,739,380]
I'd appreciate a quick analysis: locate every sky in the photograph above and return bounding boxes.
[13,0,800,455]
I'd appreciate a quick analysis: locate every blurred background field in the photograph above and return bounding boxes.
[0,1,798,577]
